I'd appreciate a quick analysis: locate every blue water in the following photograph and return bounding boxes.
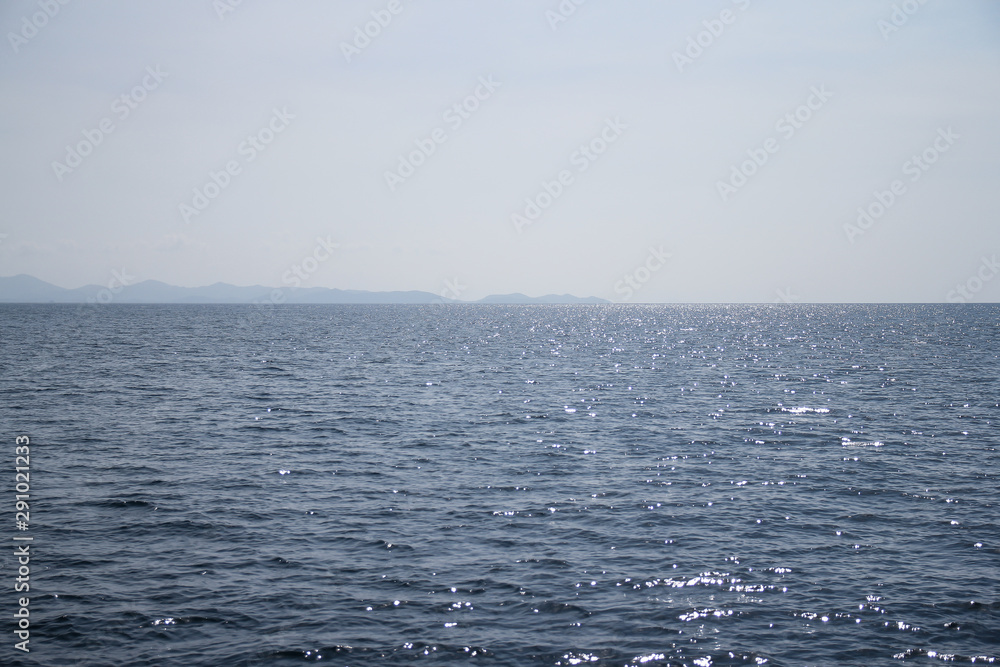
[1,304,997,666]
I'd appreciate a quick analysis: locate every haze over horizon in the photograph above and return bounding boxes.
[2,0,999,303]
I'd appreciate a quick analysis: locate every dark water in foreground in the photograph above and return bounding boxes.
[0,304,997,666]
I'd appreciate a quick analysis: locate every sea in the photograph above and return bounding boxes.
[0,303,997,666]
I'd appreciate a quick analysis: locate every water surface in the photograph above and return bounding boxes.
[1,304,997,666]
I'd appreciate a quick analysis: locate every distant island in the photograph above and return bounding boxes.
[0,275,609,305]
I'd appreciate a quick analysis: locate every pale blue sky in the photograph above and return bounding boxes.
[1,0,999,302]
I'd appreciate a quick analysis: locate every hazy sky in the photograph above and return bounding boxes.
[1,0,999,302]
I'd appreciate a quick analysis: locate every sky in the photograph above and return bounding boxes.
[1,0,999,303]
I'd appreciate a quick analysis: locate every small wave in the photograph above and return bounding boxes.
[92,498,154,508]
[841,438,884,447]
[893,647,998,663]
[780,406,831,414]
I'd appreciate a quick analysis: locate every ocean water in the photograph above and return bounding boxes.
[0,303,997,666]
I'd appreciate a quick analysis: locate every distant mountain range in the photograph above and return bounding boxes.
[0,275,608,305]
